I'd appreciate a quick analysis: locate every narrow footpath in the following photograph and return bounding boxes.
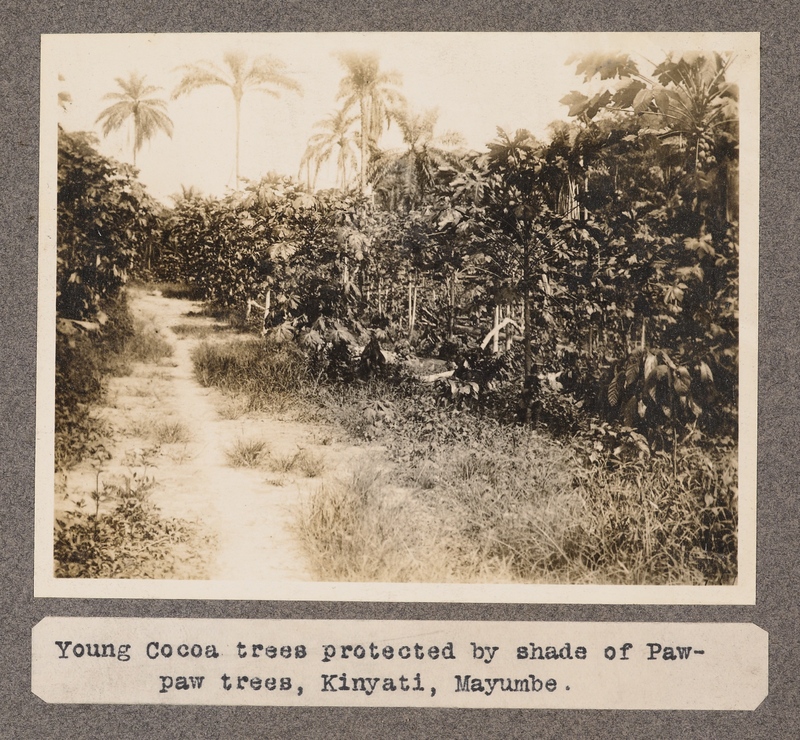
[58,286,363,581]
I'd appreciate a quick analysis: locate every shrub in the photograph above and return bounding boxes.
[54,456,211,578]
[55,292,173,470]
[55,294,134,469]
[57,129,158,321]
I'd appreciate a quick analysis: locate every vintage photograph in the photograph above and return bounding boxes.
[35,32,758,602]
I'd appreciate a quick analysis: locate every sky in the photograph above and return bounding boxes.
[42,32,753,204]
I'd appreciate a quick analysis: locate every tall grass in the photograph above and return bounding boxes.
[192,339,310,414]
[296,462,451,582]
[193,338,738,585]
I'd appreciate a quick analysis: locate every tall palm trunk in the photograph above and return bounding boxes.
[359,96,368,194]
[234,92,242,186]
[131,109,139,167]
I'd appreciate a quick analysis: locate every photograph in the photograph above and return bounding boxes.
[35,31,759,603]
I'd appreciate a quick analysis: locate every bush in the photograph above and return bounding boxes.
[57,129,158,321]
[55,294,134,469]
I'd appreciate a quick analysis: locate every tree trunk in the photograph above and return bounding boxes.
[448,273,457,340]
[131,112,139,167]
[407,281,412,334]
[581,155,589,222]
[234,93,242,187]
[359,96,368,195]
[411,280,418,336]
[523,241,532,380]
[492,304,500,354]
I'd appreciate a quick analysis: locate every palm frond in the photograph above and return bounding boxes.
[171,64,231,99]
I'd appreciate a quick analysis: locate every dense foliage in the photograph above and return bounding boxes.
[57,128,160,320]
[56,129,163,469]
[156,51,739,462]
[56,49,740,584]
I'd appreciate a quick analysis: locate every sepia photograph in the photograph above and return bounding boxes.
[35,32,759,603]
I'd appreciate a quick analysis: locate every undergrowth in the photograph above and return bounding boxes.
[192,339,312,415]
[54,448,214,578]
[55,291,173,470]
[193,337,738,586]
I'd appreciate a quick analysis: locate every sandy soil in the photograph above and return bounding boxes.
[56,287,369,581]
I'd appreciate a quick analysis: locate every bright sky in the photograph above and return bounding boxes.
[42,32,752,204]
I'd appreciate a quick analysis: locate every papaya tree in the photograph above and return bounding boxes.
[479,129,565,383]
[561,51,740,445]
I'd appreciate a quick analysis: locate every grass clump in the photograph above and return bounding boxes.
[125,320,173,363]
[216,395,252,420]
[268,452,299,474]
[156,282,205,301]
[265,448,325,477]
[294,449,326,478]
[171,323,224,339]
[225,438,268,468]
[153,420,192,444]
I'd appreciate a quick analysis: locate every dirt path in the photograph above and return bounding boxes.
[58,286,365,581]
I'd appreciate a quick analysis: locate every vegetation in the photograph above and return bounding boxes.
[55,449,213,578]
[54,130,208,577]
[299,108,359,190]
[95,72,174,166]
[334,51,406,194]
[225,438,269,468]
[194,337,736,584]
[55,128,165,468]
[172,50,302,185]
[152,420,192,445]
[55,46,741,585]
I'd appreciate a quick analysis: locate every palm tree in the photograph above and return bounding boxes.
[371,106,466,209]
[172,50,302,186]
[335,51,405,195]
[95,72,174,166]
[299,108,359,191]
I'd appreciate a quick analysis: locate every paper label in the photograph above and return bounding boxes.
[32,618,767,709]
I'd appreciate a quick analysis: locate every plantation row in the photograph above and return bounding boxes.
[148,54,736,456]
[57,50,739,460]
